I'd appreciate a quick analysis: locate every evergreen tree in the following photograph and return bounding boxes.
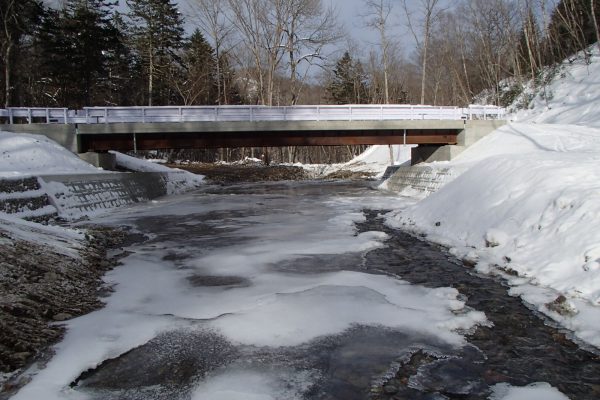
[34,0,122,107]
[327,51,370,104]
[174,29,218,105]
[127,0,185,106]
[100,11,140,106]
[218,52,243,105]
[0,0,44,107]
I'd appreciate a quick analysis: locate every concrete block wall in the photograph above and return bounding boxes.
[38,172,173,219]
[379,165,464,196]
[0,177,59,222]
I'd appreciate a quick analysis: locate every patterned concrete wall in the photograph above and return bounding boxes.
[38,172,181,220]
[379,165,464,196]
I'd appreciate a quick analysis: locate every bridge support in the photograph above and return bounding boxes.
[2,124,78,153]
[411,145,465,165]
[411,120,507,164]
[78,152,117,170]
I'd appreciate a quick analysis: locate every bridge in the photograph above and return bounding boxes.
[1,105,506,165]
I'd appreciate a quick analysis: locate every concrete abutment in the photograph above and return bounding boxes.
[411,120,507,164]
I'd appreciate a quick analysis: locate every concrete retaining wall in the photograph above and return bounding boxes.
[0,177,58,222]
[379,165,463,196]
[1,171,201,221]
[38,171,195,220]
[2,124,78,153]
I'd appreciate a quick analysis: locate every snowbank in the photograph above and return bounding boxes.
[0,131,100,178]
[301,145,413,178]
[109,151,204,193]
[381,43,600,348]
[388,122,600,347]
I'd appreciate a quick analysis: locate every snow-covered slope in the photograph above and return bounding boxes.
[110,151,205,190]
[386,44,600,348]
[0,131,100,178]
[302,145,413,178]
[512,45,600,128]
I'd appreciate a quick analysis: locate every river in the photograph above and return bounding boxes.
[12,181,600,400]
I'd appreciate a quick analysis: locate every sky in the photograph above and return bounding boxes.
[176,0,426,52]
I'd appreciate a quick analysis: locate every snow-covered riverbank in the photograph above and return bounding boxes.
[386,46,600,350]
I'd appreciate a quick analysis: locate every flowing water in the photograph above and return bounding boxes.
[15,181,600,400]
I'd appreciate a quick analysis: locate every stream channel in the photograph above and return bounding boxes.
[18,181,600,400]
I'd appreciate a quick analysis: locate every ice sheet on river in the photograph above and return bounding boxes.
[12,184,486,400]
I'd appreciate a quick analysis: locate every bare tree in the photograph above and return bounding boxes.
[282,0,340,105]
[189,0,233,104]
[227,0,287,105]
[1,0,37,107]
[460,0,519,104]
[363,0,394,104]
[1,0,16,108]
[227,0,339,106]
[401,0,442,104]
[592,0,600,55]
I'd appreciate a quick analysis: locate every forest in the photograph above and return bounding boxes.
[1,0,599,162]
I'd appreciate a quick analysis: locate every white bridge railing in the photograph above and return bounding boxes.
[0,104,506,125]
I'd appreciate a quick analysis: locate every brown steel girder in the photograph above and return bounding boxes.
[78,129,459,151]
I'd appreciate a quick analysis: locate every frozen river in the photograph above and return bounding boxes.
[12,181,600,399]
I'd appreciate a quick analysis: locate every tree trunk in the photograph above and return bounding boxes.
[4,42,12,108]
[148,48,154,106]
[592,0,600,55]
[420,39,428,104]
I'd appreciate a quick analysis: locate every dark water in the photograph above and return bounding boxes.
[72,182,600,400]
[357,211,600,400]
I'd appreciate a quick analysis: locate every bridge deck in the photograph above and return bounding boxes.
[0,105,506,151]
[76,120,465,151]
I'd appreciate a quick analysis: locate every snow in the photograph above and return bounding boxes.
[301,144,413,178]
[385,44,600,348]
[10,188,487,400]
[0,214,84,258]
[110,150,204,194]
[512,46,600,128]
[2,43,600,398]
[0,131,100,178]
[191,369,314,400]
[489,382,569,400]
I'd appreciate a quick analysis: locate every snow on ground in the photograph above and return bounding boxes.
[385,44,600,349]
[387,123,600,347]
[0,131,100,178]
[300,144,413,178]
[512,45,600,128]
[109,150,205,192]
[0,214,84,258]
[489,382,569,400]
